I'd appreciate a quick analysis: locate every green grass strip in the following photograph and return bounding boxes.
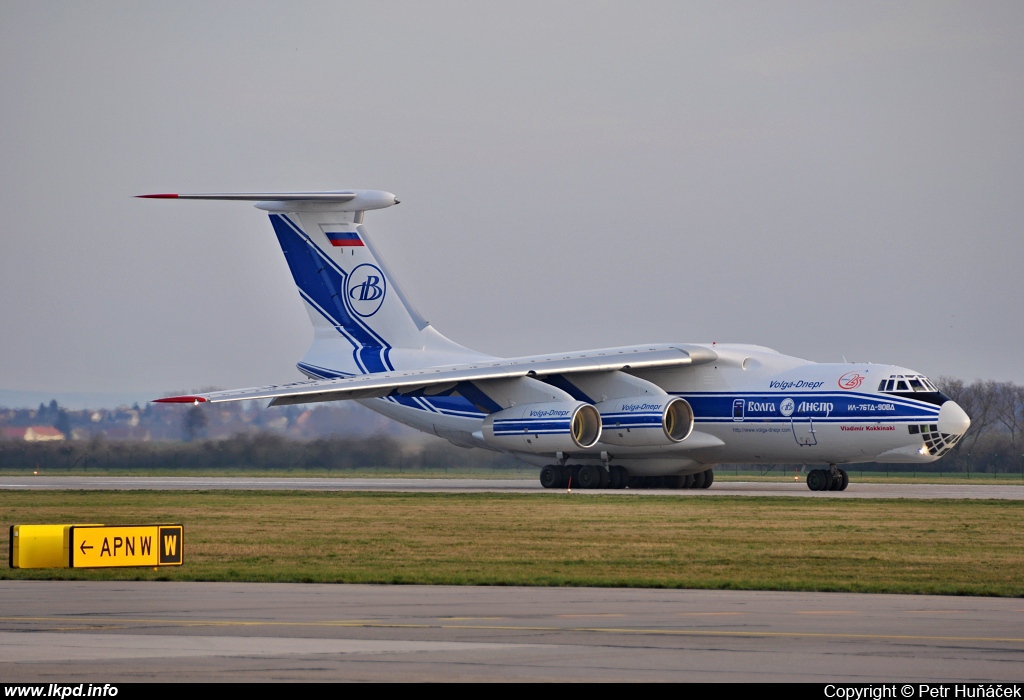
[2,491,1021,596]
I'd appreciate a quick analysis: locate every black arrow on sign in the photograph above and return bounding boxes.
[79,541,93,554]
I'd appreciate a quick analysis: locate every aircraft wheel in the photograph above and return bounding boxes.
[557,465,570,488]
[691,471,706,489]
[608,466,621,489]
[806,470,826,491]
[627,475,641,489]
[663,475,683,489]
[839,469,849,491]
[701,469,714,488]
[598,466,610,489]
[683,474,695,489]
[828,473,843,491]
[539,465,560,489]
[569,465,582,488]
[578,464,601,489]
[612,466,628,489]
[823,470,835,490]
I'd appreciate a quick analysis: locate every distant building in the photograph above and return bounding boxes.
[2,426,65,442]
[26,426,65,441]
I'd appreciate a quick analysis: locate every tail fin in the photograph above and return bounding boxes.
[140,190,485,375]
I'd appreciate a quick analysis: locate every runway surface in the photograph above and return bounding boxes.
[1,475,1023,499]
[1,582,1021,682]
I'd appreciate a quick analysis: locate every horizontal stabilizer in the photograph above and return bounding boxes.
[138,192,356,201]
[154,345,718,408]
[137,190,398,212]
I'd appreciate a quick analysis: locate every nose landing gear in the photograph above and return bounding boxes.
[806,464,849,491]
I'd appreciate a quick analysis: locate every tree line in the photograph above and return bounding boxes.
[936,377,1024,473]
[0,432,520,472]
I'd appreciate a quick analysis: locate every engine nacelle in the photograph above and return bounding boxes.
[596,396,693,447]
[481,401,602,453]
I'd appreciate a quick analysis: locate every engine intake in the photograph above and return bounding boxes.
[596,396,693,447]
[482,401,602,453]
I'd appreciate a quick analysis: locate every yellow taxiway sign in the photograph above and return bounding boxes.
[68,525,183,568]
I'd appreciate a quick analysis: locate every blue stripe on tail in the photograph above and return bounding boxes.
[269,214,391,373]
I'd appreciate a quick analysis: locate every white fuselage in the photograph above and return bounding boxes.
[348,343,965,476]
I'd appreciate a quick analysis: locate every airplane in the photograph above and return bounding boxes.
[144,189,971,491]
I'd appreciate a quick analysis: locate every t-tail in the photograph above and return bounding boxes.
[138,190,486,377]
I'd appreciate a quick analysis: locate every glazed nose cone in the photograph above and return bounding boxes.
[938,400,971,436]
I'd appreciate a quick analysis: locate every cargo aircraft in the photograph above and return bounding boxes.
[146,190,971,491]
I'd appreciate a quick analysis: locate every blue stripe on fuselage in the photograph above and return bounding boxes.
[678,391,939,423]
[453,381,503,414]
[290,361,487,418]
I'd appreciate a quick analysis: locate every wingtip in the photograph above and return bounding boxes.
[136,193,179,199]
[153,395,207,404]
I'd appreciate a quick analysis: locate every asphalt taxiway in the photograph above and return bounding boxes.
[1,476,1022,499]
[1,582,1021,682]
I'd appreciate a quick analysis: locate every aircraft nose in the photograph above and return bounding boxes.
[938,400,971,436]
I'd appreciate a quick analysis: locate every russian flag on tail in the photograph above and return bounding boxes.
[326,231,364,247]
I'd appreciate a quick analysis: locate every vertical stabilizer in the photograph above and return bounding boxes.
[139,190,486,376]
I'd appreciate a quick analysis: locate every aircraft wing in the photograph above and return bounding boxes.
[154,344,717,407]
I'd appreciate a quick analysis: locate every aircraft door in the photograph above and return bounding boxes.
[792,417,817,446]
[732,399,744,421]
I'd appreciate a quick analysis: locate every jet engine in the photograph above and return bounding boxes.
[595,396,693,447]
[481,401,602,453]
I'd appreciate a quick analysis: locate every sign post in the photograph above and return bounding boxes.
[9,524,102,569]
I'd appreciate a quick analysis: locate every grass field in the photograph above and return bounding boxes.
[2,491,1022,596]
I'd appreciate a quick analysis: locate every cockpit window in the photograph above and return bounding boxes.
[878,373,949,406]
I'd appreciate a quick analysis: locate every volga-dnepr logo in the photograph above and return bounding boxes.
[838,371,865,390]
[346,264,387,317]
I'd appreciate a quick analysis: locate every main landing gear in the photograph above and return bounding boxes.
[646,470,714,490]
[540,463,623,489]
[806,464,849,491]
[539,464,715,490]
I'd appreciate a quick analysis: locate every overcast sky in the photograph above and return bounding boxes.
[1,1,1022,400]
